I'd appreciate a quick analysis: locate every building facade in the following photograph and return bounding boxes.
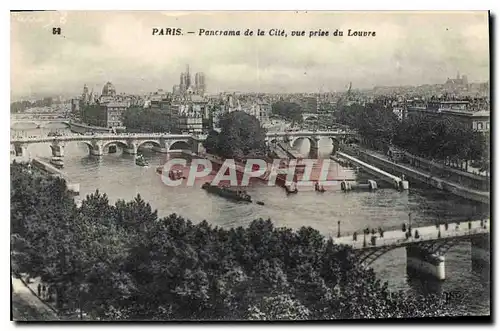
[79,82,129,129]
[407,100,490,133]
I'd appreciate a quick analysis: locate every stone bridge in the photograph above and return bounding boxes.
[266,130,355,153]
[334,219,490,280]
[11,119,70,129]
[10,133,207,160]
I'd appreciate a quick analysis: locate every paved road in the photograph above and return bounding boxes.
[11,276,59,321]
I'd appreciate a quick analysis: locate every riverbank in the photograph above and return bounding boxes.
[31,158,80,195]
[339,145,489,205]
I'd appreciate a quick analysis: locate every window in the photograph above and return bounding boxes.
[477,122,483,130]
[486,122,490,130]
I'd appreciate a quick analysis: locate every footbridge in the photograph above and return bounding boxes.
[335,219,490,280]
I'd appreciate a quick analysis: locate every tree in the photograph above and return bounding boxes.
[271,101,304,126]
[11,162,459,320]
[204,111,267,159]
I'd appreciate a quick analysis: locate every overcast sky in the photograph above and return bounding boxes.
[11,11,489,99]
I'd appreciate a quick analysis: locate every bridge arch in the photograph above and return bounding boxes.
[11,121,39,129]
[290,136,315,149]
[356,237,471,266]
[102,140,129,151]
[323,136,341,153]
[304,116,318,122]
[169,140,191,151]
[137,140,161,150]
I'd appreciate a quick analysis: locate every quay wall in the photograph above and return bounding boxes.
[341,148,489,204]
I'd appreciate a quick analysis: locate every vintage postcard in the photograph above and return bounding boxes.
[10,11,490,321]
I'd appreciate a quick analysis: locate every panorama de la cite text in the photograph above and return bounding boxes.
[152,28,376,37]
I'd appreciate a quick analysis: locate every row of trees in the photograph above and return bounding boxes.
[203,111,268,159]
[336,102,489,170]
[11,161,459,320]
[11,98,54,113]
[122,107,174,133]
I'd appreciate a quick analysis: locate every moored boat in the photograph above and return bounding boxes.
[285,181,298,194]
[315,182,326,192]
[135,155,148,167]
[169,169,186,180]
[202,182,252,203]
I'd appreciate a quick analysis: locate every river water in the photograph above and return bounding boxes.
[11,123,490,316]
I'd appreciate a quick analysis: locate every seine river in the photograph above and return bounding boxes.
[12,123,490,315]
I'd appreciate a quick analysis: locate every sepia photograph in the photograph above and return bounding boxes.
[9,10,491,321]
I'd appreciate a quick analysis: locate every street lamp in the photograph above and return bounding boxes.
[337,221,341,238]
[408,212,412,237]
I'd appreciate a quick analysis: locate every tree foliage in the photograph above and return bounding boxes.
[338,102,488,163]
[203,111,268,159]
[271,101,304,126]
[11,162,459,320]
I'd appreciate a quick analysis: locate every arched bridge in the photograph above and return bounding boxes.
[11,119,70,129]
[335,219,490,280]
[10,133,207,159]
[266,130,355,153]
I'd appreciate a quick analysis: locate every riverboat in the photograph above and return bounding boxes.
[285,182,298,194]
[135,155,148,167]
[315,182,326,192]
[169,169,186,180]
[201,182,252,203]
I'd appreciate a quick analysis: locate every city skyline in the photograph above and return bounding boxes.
[11,11,489,99]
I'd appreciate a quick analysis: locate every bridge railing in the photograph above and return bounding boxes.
[336,224,490,250]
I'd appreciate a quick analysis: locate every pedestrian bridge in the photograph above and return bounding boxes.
[335,219,490,280]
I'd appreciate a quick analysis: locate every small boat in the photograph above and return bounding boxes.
[315,182,326,192]
[169,169,186,180]
[256,201,265,206]
[135,155,148,167]
[285,182,298,194]
[202,182,252,203]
